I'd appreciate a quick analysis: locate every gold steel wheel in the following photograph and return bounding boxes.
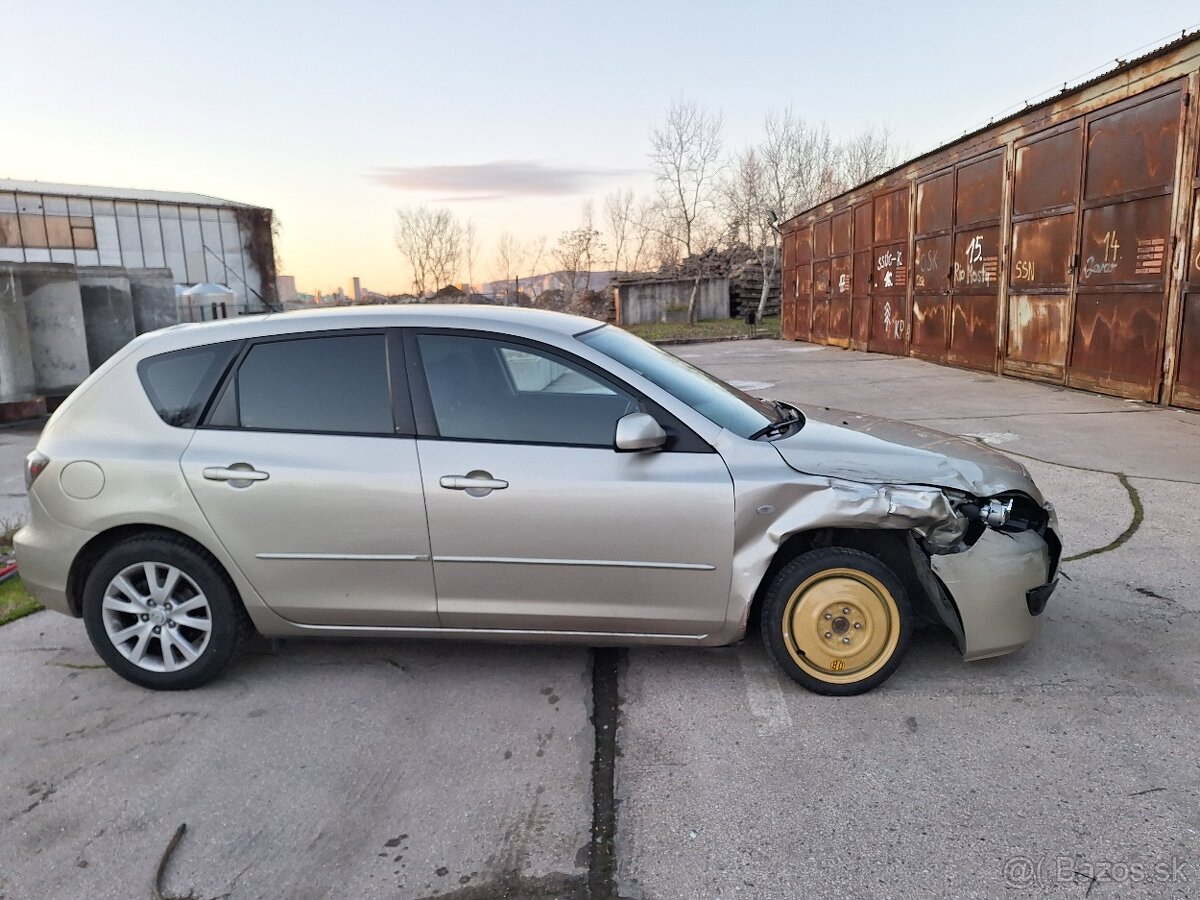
[780,567,902,685]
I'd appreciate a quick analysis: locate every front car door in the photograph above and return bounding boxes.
[408,329,735,637]
[181,330,437,627]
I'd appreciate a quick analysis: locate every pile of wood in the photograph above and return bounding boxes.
[729,254,781,320]
[676,245,781,319]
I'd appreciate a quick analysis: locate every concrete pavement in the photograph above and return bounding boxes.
[0,623,593,899]
[0,420,39,529]
[618,341,1199,899]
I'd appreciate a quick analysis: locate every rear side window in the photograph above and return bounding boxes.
[138,342,239,428]
[222,334,394,435]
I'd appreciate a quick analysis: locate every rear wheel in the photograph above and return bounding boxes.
[761,547,912,696]
[82,535,252,690]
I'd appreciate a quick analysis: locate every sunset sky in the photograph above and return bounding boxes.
[6,1,1199,295]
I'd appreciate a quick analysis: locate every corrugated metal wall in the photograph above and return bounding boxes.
[781,34,1200,410]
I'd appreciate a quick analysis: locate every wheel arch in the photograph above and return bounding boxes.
[66,524,243,617]
[746,527,962,640]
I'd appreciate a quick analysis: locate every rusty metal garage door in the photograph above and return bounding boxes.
[811,218,831,343]
[1005,121,1083,382]
[913,169,953,363]
[869,186,909,354]
[795,224,814,342]
[780,230,797,341]
[948,151,1004,371]
[828,209,852,347]
[851,201,872,349]
[1067,82,1185,401]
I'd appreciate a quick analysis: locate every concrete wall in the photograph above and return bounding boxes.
[0,261,187,416]
[77,267,136,371]
[18,263,91,396]
[0,268,36,405]
[128,268,178,334]
[615,277,730,325]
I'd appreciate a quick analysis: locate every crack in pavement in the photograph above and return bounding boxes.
[587,647,622,900]
[1062,474,1144,563]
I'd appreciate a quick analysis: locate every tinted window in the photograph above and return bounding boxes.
[417,334,636,445]
[235,334,393,434]
[579,326,774,438]
[139,342,239,428]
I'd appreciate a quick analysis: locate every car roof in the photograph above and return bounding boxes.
[139,304,605,354]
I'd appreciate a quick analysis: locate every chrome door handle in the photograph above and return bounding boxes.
[440,474,508,492]
[203,466,270,483]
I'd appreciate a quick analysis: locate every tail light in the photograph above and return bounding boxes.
[25,452,49,491]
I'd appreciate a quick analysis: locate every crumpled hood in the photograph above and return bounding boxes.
[771,407,1042,501]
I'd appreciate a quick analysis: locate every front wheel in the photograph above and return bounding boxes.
[761,547,912,696]
[82,535,252,690]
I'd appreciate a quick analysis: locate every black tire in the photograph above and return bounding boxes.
[82,534,253,690]
[760,547,912,696]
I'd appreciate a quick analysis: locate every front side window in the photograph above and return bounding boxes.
[227,334,394,434]
[578,325,775,438]
[417,334,636,446]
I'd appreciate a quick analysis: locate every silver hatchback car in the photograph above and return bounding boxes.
[15,306,1060,694]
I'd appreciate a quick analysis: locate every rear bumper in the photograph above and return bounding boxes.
[931,527,1056,662]
[12,494,94,618]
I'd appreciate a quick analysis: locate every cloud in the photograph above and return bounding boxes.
[369,160,636,199]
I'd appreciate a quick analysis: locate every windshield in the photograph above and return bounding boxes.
[578,325,784,439]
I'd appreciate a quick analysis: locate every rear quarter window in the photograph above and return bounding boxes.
[138,342,239,428]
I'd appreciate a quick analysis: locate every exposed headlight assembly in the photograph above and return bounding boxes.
[977,498,1013,527]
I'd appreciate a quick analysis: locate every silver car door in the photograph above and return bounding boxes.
[181,331,436,627]
[410,331,735,636]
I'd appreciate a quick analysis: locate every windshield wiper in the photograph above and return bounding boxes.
[749,400,804,440]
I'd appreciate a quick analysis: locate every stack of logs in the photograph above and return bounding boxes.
[728,253,781,320]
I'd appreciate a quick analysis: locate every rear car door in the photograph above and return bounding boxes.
[180,330,436,627]
[408,330,735,636]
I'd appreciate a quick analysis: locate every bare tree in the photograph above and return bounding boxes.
[605,189,633,273]
[760,108,842,216]
[627,196,665,273]
[395,206,464,297]
[463,220,478,294]
[718,109,843,320]
[721,146,780,321]
[649,99,725,321]
[494,232,547,304]
[839,125,901,189]
[554,202,605,305]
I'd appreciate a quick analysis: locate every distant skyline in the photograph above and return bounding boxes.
[6,1,1200,295]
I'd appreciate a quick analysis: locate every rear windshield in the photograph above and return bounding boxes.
[138,342,240,427]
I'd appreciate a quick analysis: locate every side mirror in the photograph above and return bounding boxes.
[614,412,667,452]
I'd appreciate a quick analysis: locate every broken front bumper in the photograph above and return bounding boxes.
[931,527,1059,662]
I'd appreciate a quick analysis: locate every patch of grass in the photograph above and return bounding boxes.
[623,316,780,343]
[0,577,41,626]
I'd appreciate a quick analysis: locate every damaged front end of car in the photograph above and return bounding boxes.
[919,489,1061,660]
[720,413,1061,663]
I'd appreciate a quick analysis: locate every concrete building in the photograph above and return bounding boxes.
[0,179,276,312]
